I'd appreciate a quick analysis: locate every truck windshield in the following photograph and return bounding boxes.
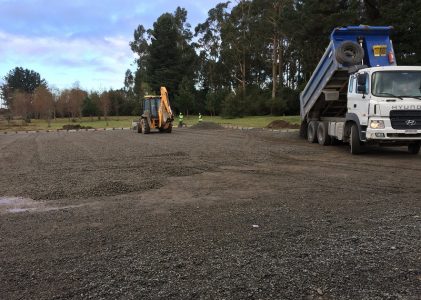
[372,71,421,98]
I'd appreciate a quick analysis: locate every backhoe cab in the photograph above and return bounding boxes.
[138,87,174,134]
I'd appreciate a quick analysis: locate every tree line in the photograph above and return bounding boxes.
[0,67,140,125]
[2,0,421,121]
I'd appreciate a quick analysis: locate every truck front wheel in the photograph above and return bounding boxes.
[307,121,318,143]
[408,143,420,155]
[350,123,362,154]
[317,122,331,146]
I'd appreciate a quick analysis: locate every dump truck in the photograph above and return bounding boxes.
[300,25,421,154]
[137,86,174,134]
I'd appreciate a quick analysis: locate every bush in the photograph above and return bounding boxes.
[205,89,228,116]
[221,90,245,118]
[275,87,300,115]
[244,86,270,116]
[211,86,301,117]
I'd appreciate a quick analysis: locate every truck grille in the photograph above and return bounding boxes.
[387,133,421,138]
[390,110,421,129]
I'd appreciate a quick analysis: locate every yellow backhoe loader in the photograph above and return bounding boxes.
[137,87,174,134]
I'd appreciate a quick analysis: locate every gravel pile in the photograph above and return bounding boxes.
[266,120,300,129]
[190,121,224,130]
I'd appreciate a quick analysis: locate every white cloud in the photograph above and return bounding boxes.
[0,31,135,90]
[0,0,225,91]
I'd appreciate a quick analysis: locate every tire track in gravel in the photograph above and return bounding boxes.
[0,134,41,198]
[0,134,37,166]
[0,134,25,152]
[263,132,421,172]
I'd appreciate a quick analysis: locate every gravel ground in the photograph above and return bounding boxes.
[0,128,420,299]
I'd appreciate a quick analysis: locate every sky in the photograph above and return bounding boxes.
[0,0,223,92]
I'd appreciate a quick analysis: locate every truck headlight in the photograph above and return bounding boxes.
[370,120,385,129]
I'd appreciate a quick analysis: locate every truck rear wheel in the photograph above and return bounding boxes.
[300,121,308,139]
[350,123,362,154]
[317,122,331,146]
[408,143,420,154]
[307,121,318,143]
[141,119,150,134]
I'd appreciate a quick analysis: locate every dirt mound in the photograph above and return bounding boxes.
[190,121,224,130]
[62,124,94,130]
[266,120,299,129]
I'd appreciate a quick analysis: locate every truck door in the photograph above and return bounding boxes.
[347,73,370,126]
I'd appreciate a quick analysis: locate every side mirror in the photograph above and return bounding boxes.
[357,73,368,94]
[357,73,367,85]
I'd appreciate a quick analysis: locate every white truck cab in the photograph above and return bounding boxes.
[347,66,421,151]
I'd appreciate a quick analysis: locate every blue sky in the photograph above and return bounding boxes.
[0,0,223,92]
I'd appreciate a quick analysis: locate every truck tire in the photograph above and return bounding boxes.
[317,122,331,146]
[307,121,318,143]
[408,143,420,154]
[335,41,364,66]
[300,121,308,139]
[141,119,150,134]
[350,123,362,154]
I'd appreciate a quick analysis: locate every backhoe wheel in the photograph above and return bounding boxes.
[137,121,142,133]
[408,143,420,155]
[141,119,150,134]
[166,124,172,133]
[350,123,362,155]
[317,122,331,146]
[307,121,318,143]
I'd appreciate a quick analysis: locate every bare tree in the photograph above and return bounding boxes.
[11,91,32,124]
[57,89,70,120]
[49,86,60,120]
[68,88,86,120]
[33,86,54,127]
[100,91,111,126]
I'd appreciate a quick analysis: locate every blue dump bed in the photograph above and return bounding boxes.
[300,26,396,119]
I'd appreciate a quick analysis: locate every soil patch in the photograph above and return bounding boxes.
[266,120,299,129]
[62,124,94,130]
[190,121,224,130]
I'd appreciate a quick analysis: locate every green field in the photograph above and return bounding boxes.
[182,115,301,127]
[0,115,301,131]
